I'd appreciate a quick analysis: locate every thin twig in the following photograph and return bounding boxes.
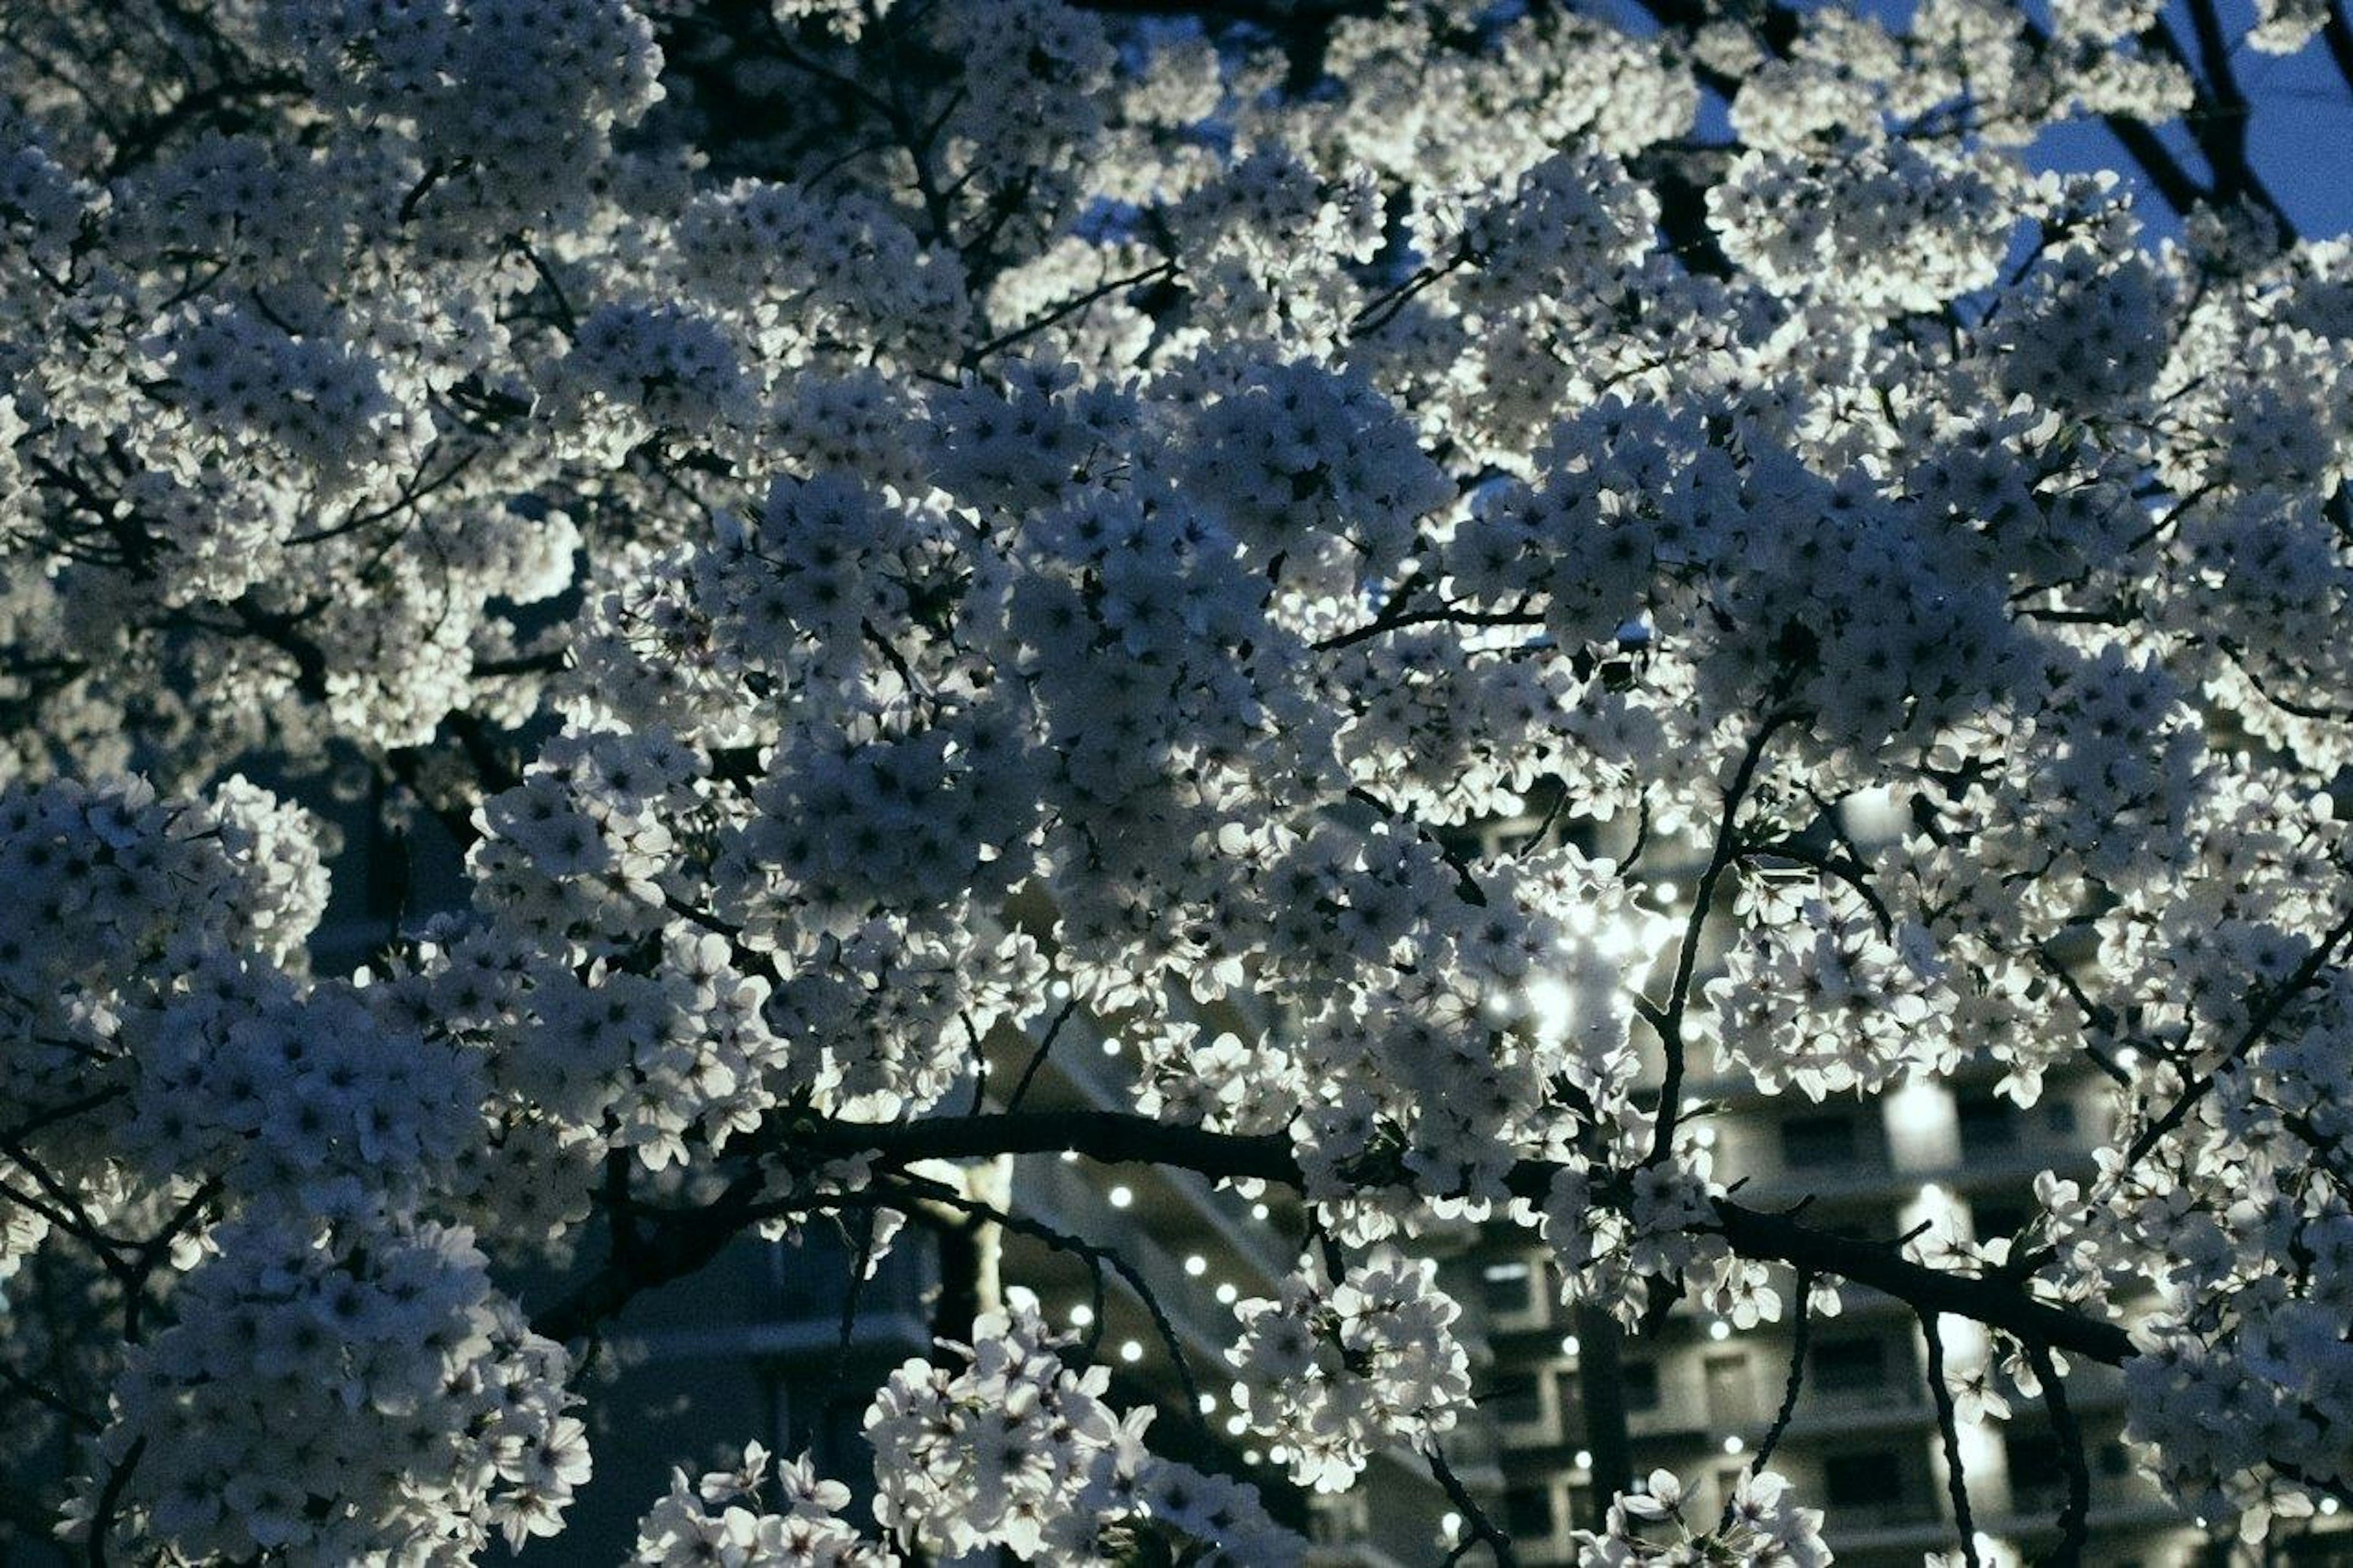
[1745,1269,1812,1484]
[963,260,1175,368]
[878,1168,1214,1441]
[1346,785,1488,907]
[1002,996,1082,1115]
[1428,1443,1518,1567]
[0,1362,100,1434]
[1919,1314,1983,1568]
[2127,892,2353,1165]
[1737,834,1890,933]
[1648,711,1793,1167]
[1351,246,1474,337]
[2026,1340,2090,1568]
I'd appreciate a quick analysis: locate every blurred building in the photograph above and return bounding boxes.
[1468,1054,2219,1567]
[319,790,2344,1566]
[1463,803,2352,1568]
[549,994,1498,1564]
[1000,1014,1498,1565]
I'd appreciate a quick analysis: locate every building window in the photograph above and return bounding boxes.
[1957,1090,2020,1156]
[816,1395,867,1483]
[1491,1374,1545,1428]
[1822,1449,1907,1510]
[1504,1485,1557,1539]
[1780,1112,1860,1169]
[1310,1493,1368,1543]
[1705,1352,1759,1428]
[1811,1335,1888,1395]
[1554,1371,1585,1433]
[2004,1430,2067,1507]
[1818,1203,1901,1243]
[1480,1259,1537,1317]
[1972,1197,2031,1243]
[1621,1358,1661,1412]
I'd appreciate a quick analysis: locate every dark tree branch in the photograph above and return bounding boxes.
[2325,0,2353,101]
[2026,1340,2090,1568]
[1001,996,1082,1115]
[0,1087,123,1148]
[84,1433,144,1568]
[1351,246,1472,337]
[1430,1442,1517,1568]
[119,1177,222,1344]
[222,596,331,703]
[1919,1314,1983,1568]
[0,1360,100,1434]
[882,1168,1214,1441]
[2097,115,2211,221]
[1741,1268,1813,1491]
[963,260,1175,369]
[284,440,487,546]
[1737,834,1891,933]
[778,1111,2137,1363]
[0,1146,141,1292]
[529,1104,2139,1376]
[2168,1,2290,233]
[517,238,581,336]
[1311,603,1544,653]
[1648,710,1793,1168]
[2125,892,2353,1165]
[1637,0,2246,234]
[530,1165,768,1344]
[2028,947,2133,1087]
[101,72,303,180]
[1346,785,1489,907]
[1072,0,1382,88]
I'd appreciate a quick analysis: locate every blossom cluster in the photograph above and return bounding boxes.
[865,1293,1300,1562]
[1227,1249,1473,1493]
[1571,1467,1833,1567]
[0,775,328,1165]
[1708,896,1958,1099]
[632,1442,896,1566]
[87,1213,583,1564]
[6,0,2353,1555]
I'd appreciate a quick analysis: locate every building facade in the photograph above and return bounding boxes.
[1458,805,2351,1568]
[314,790,2342,1567]
[1468,1056,2229,1567]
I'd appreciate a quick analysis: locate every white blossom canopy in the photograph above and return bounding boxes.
[2,0,2351,1563]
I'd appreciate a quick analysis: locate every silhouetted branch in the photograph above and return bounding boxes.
[2026,1340,2090,1568]
[1920,1314,1983,1568]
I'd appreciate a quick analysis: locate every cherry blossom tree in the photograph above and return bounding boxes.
[3,0,2352,1562]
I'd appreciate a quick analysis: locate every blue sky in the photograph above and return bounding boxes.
[2029,0,2353,240]
[1605,0,2353,241]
